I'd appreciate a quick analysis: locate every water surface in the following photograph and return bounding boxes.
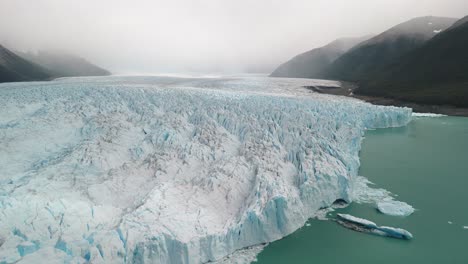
[257,116,468,264]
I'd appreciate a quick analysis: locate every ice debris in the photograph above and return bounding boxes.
[352,176,414,217]
[213,245,265,264]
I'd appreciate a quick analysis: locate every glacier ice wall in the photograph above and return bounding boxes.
[0,77,412,263]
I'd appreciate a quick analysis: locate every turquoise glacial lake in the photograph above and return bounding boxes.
[257,116,468,264]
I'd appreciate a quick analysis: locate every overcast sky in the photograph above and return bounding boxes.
[1,0,467,74]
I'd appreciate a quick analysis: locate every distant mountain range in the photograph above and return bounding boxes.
[0,44,50,83]
[18,50,110,78]
[359,16,468,107]
[0,45,110,83]
[324,16,457,81]
[270,36,371,79]
[271,16,468,107]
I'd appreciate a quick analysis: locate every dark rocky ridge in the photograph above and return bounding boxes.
[270,36,370,79]
[1,45,111,83]
[358,16,468,107]
[324,16,457,81]
[0,44,50,83]
[271,16,468,109]
[17,50,110,78]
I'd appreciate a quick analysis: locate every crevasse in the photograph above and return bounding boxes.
[0,77,412,263]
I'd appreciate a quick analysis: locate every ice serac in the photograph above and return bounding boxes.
[0,77,412,263]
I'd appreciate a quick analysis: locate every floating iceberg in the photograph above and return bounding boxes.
[352,176,415,217]
[377,201,415,216]
[336,214,413,240]
[0,76,412,263]
[412,112,446,117]
[376,226,413,240]
[336,214,378,229]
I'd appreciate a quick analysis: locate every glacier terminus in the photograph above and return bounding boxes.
[0,76,412,263]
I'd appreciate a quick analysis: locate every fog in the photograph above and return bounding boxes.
[1,0,467,74]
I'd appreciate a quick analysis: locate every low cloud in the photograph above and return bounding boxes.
[1,0,466,73]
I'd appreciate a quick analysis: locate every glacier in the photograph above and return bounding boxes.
[0,76,412,263]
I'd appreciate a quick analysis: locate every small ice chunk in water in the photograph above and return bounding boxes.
[412,112,446,117]
[378,226,413,240]
[351,176,414,216]
[337,214,378,229]
[377,201,414,216]
[463,226,468,229]
[448,221,453,224]
[336,214,413,240]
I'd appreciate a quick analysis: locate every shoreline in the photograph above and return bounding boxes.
[305,84,468,117]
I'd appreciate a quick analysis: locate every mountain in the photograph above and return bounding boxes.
[18,50,110,78]
[325,16,457,81]
[270,36,370,78]
[358,16,468,107]
[1,45,111,84]
[0,44,50,83]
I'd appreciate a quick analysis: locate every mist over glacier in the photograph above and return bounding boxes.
[0,76,411,263]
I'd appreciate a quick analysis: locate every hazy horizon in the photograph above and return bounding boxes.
[1,0,467,74]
